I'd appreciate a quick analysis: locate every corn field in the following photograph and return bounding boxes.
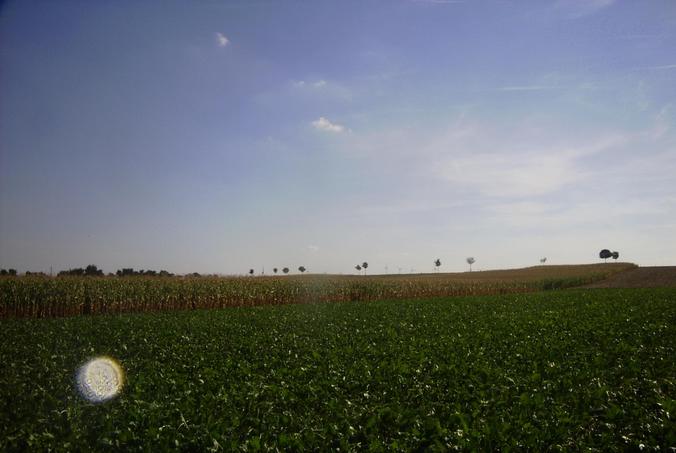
[0,263,636,318]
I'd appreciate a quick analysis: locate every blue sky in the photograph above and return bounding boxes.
[1,0,675,275]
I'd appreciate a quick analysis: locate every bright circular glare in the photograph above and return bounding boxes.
[76,357,124,403]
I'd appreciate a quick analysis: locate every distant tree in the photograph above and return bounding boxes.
[249,269,254,276]
[355,264,362,273]
[540,257,547,264]
[0,269,7,276]
[25,271,47,277]
[362,262,368,275]
[58,268,84,276]
[298,266,306,273]
[466,257,475,272]
[599,249,612,262]
[282,267,289,274]
[117,268,134,276]
[85,265,103,276]
[612,251,619,260]
[273,268,278,274]
[434,258,441,272]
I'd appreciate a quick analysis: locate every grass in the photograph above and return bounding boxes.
[1,287,674,451]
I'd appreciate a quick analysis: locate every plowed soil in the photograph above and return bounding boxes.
[581,266,676,288]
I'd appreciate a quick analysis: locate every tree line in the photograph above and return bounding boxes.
[1,250,623,278]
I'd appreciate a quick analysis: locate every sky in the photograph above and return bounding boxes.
[1,0,675,275]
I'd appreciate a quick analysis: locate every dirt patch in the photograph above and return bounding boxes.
[580,266,676,288]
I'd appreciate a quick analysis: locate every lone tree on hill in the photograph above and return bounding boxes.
[612,251,619,260]
[540,257,547,264]
[434,258,441,272]
[249,269,254,276]
[298,266,306,273]
[282,267,289,274]
[599,249,612,262]
[273,268,278,274]
[362,262,368,275]
[466,257,475,272]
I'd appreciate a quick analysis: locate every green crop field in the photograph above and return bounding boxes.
[1,288,674,451]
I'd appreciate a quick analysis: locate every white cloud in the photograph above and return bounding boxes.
[215,32,230,47]
[312,117,345,133]
[313,80,327,88]
[307,245,320,252]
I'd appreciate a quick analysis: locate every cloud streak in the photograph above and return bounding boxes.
[411,0,464,4]
[554,0,615,18]
[499,85,557,91]
[294,80,328,88]
[434,135,627,197]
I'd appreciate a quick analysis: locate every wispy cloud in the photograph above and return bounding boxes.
[307,245,320,252]
[554,0,615,18]
[433,135,627,197]
[294,80,328,88]
[437,153,580,197]
[411,0,465,4]
[215,32,230,47]
[312,117,346,133]
[613,33,664,40]
[486,198,669,230]
[647,64,676,70]
[288,79,352,102]
[630,64,676,74]
[499,85,557,92]
[650,105,672,140]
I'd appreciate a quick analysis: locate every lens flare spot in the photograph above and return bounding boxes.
[76,357,124,403]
